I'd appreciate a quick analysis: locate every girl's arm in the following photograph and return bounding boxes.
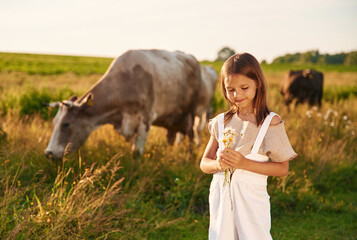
[200,135,229,174]
[219,148,289,177]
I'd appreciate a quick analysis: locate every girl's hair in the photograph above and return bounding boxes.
[220,53,269,126]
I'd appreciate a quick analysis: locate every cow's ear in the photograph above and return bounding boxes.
[84,93,94,107]
[69,95,78,102]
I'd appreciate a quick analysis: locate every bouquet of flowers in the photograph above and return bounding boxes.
[222,127,237,186]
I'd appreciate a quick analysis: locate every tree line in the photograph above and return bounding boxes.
[216,47,357,65]
[271,50,357,66]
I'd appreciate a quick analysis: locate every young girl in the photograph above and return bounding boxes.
[200,53,297,240]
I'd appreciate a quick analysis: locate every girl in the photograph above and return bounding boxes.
[200,53,297,240]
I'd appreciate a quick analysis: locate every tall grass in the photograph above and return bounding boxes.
[1,151,125,239]
[0,52,356,239]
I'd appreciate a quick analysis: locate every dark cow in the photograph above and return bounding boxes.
[45,49,207,160]
[280,69,323,109]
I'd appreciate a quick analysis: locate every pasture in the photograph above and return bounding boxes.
[0,52,356,239]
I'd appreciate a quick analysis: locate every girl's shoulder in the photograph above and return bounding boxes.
[270,115,282,126]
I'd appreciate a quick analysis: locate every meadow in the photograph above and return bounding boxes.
[0,52,356,239]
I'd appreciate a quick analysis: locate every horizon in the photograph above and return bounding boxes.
[1,0,356,62]
[1,48,356,64]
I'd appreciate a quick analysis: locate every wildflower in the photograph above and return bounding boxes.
[343,115,348,121]
[306,110,312,118]
[222,127,237,186]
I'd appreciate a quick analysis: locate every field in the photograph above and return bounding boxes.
[0,52,356,239]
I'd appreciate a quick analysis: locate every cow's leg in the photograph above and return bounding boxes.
[186,113,194,142]
[134,119,150,155]
[119,113,149,155]
[167,130,177,145]
[193,115,201,145]
[173,132,183,145]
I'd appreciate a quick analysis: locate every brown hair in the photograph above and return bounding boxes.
[220,53,269,126]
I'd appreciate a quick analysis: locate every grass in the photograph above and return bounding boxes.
[0,52,356,239]
[0,52,113,75]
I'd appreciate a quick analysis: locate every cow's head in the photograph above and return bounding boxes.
[45,93,94,160]
[281,90,294,106]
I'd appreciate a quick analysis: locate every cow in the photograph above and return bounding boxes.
[280,69,323,110]
[45,49,206,160]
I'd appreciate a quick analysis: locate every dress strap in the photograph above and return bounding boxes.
[251,112,278,154]
[217,113,225,150]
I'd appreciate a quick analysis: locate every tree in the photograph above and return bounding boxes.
[344,52,357,66]
[216,47,236,61]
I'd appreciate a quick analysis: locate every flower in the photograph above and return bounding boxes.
[221,127,237,186]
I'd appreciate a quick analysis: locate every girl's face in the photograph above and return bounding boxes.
[225,74,257,111]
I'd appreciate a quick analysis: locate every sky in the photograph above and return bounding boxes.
[0,0,356,62]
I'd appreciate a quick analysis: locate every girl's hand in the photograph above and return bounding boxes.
[217,157,230,172]
[219,148,247,169]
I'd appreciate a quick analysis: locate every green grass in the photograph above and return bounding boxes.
[0,52,113,75]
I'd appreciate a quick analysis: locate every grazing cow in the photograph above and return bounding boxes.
[192,65,217,144]
[280,69,323,109]
[45,49,205,160]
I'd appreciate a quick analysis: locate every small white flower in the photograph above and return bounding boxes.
[317,113,323,118]
[223,127,237,137]
[343,115,348,121]
[330,122,335,127]
[306,110,312,118]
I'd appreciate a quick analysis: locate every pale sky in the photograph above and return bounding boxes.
[1,0,356,62]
